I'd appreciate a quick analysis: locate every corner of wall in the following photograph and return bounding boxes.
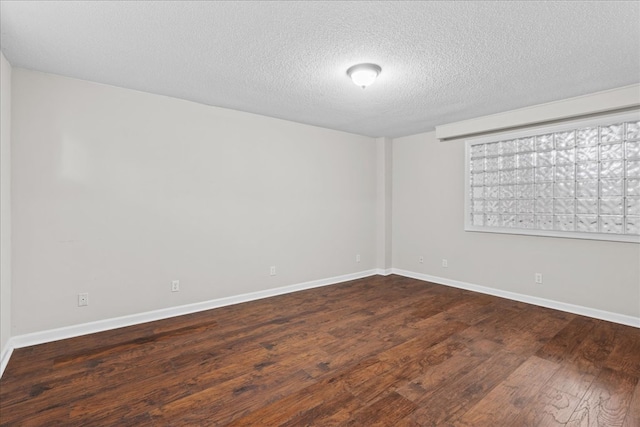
[375,137,393,270]
[0,51,13,371]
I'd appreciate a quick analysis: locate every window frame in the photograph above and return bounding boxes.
[464,110,640,243]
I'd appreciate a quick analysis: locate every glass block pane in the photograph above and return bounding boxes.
[626,197,640,216]
[535,198,553,213]
[576,180,598,198]
[600,143,623,161]
[472,158,485,171]
[627,121,640,140]
[556,149,575,165]
[577,162,598,180]
[536,151,554,167]
[501,140,517,155]
[577,127,598,146]
[472,186,484,199]
[626,216,640,235]
[486,186,499,199]
[485,200,499,213]
[500,185,516,199]
[576,215,598,233]
[500,199,517,214]
[486,214,499,227]
[517,214,534,229]
[536,183,554,198]
[517,168,534,184]
[501,214,516,228]
[517,199,534,213]
[576,146,598,162]
[535,166,554,182]
[627,141,640,159]
[500,170,517,185]
[555,131,575,149]
[576,198,598,215]
[500,155,516,170]
[601,124,623,143]
[600,179,623,197]
[554,215,575,231]
[600,161,623,178]
[555,165,575,181]
[486,142,500,156]
[517,153,535,168]
[554,182,575,198]
[485,171,500,186]
[517,184,534,199]
[536,134,554,151]
[600,197,623,215]
[600,216,623,233]
[627,160,640,178]
[485,157,499,171]
[468,116,640,240]
[517,137,535,153]
[554,198,575,214]
[626,179,640,196]
[537,215,554,230]
[471,144,485,158]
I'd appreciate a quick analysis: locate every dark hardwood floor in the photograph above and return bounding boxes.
[1,275,639,426]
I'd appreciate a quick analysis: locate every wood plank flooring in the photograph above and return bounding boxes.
[1,275,639,426]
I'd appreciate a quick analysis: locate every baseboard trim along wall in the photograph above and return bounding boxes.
[0,345,13,379]
[376,268,393,276]
[2,268,638,378]
[392,268,640,329]
[0,269,378,378]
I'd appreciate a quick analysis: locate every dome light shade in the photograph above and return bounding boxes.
[347,63,382,89]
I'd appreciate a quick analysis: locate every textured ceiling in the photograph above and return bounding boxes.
[1,1,639,138]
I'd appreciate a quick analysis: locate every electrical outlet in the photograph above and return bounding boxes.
[442,259,448,268]
[270,266,276,276]
[535,273,543,284]
[419,256,424,264]
[171,280,180,292]
[78,293,89,307]
[356,254,361,263]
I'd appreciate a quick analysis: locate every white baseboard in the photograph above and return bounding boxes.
[0,269,378,378]
[392,268,640,328]
[3,267,637,378]
[0,341,14,379]
[376,268,393,276]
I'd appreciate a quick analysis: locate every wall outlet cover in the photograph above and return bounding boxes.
[78,293,89,307]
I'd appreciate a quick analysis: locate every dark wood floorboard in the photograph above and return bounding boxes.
[1,275,639,426]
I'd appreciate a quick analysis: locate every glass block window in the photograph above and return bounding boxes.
[465,112,640,243]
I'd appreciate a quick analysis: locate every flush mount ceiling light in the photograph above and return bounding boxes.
[347,63,382,89]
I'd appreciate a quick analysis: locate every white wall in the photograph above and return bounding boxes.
[375,137,392,271]
[0,53,12,355]
[11,69,377,335]
[7,66,639,344]
[392,131,640,318]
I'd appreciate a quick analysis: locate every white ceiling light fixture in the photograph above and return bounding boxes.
[347,63,382,89]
